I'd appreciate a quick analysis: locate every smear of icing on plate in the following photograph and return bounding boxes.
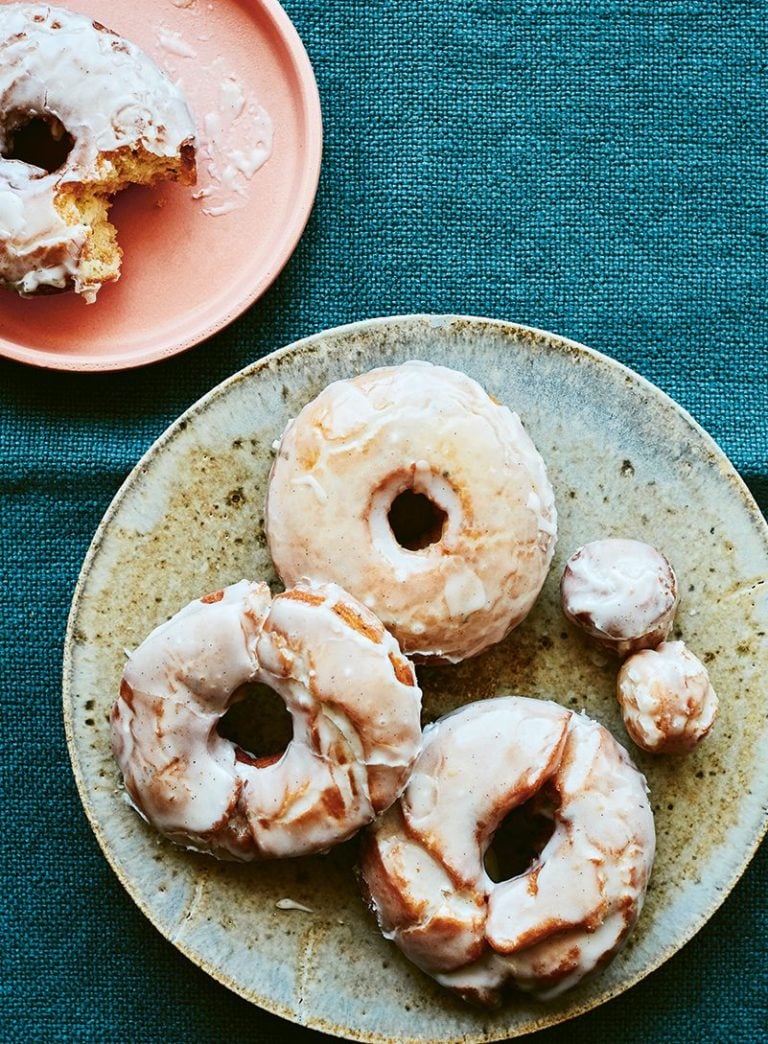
[154,14,274,217]
[156,27,198,58]
[275,898,315,914]
[193,59,274,217]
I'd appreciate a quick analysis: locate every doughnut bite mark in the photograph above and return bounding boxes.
[266,361,557,664]
[617,641,719,754]
[561,539,678,656]
[360,698,655,1006]
[111,580,422,860]
[0,4,196,302]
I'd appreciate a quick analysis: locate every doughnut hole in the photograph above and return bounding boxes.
[484,789,558,883]
[217,682,293,767]
[388,490,448,551]
[2,113,74,173]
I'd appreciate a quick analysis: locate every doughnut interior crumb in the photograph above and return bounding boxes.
[53,143,195,299]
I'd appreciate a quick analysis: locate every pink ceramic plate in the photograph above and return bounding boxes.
[0,0,322,371]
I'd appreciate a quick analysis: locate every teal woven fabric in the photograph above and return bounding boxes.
[2,1,766,1041]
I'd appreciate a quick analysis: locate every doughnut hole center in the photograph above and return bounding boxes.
[484,790,558,883]
[218,683,293,768]
[2,114,74,173]
[388,490,447,551]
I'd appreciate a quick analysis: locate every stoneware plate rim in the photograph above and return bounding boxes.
[63,315,768,1042]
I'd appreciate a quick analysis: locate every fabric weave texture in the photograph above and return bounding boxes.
[1,1,766,1041]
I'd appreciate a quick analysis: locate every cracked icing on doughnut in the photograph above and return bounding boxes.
[266,362,557,663]
[0,4,196,300]
[360,697,655,1006]
[617,640,719,754]
[561,539,678,656]
[110,579,422,860]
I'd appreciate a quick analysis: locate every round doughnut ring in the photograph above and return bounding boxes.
[360,697,656,1005]
[111,579,423,860]
[0,4,196,300]
[266,361,557,663]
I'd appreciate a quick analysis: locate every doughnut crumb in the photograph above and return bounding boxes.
[52,144,195,301]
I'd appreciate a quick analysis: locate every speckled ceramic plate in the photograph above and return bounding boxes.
[64,316,768,1042]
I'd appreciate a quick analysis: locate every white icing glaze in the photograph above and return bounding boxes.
[153,24,274,219]
[0,4,196,299]
[275,898,314,913]
[561,538,678,656]
[155,27,198,59]
[193,58,273,218]
[266,362,558,663]
[617,640,719,753]
[111,579,422,860]
[361,697,656,1006]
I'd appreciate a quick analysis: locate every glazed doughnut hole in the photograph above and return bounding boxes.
[617,641,719,754]
[561,538,678,656]
[2,112,74,173]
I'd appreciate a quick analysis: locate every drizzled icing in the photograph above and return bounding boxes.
[152,13,274,218]
[266,362,558,663]
[155,27,198,59]
[361,698,656,1006]
[275,898,314,913]
[561,538,678,656]
[110,579,422,860]
[617,640,719,753]
[0,4,196,298]
[193,60,273,217]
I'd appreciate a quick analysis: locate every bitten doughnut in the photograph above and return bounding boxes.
[0,4,196,301]
[617,641,718,753]
[361,697,655,1006]
[266,361,557,663]
[111,579,422,860]
[561,539,678,656]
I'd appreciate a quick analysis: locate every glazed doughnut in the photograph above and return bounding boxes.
[266,361,557,663]
[0,4,196,301]
[561,539,678,656]
[617,641,718,753]
[111,579,422,859]
[360,697,655,1006]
